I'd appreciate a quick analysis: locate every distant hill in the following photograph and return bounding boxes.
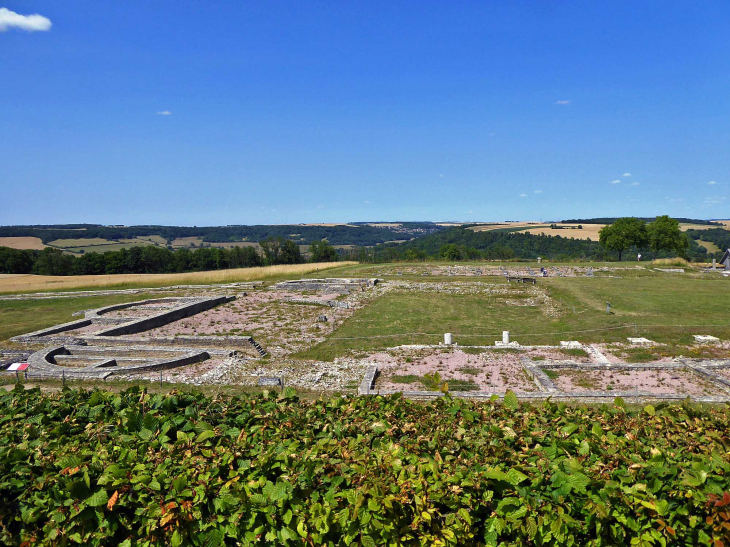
[0,222,447,251]
[562,217,720,225]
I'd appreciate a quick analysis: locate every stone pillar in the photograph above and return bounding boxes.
[502,331,510,344]
[444,333,453,345]
[712,258,716,270]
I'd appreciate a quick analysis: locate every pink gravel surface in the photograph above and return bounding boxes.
[374,349,538,392]
[716,368,730,381]
[142,290,359,356]
[552,368,725,395]
[63,323,118,335]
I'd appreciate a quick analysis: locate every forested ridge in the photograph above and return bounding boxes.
[0,223,441,246]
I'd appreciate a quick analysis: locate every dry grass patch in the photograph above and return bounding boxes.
[0,237,47,250]
[0,262,357,294]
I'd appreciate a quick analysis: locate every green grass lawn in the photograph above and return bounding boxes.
[298,272,730,360]
[0,294,158,342]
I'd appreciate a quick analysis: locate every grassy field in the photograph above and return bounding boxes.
[47,238,115,247]
[697,240,721,253]
[0,262,357,294]
[298,272,730,360]
[0,293,156,342]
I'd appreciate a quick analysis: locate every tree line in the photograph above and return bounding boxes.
[340,216,711,263]
[0,223,443,246]
[0,237,339,276]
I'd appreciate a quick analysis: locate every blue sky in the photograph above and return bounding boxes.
[2,1,728,225]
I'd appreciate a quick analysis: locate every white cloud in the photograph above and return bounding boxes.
[519,193,527,198]
[363,200,370,205]
[555,100,571,105]
[704,196,727,206]
[708,180,717,185]
[465,210,474,215]
[629,182,640,186]
[534,190,542,194]
[157,111,172,116]
[0,8,51,32]
[623,173,631,177]
[610,180,621,184]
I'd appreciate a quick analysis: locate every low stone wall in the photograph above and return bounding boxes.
[25,345,211,380]
[94,296,234,336]
[362,357,730,403]
[15,319,92,339]
[358,365,378,395]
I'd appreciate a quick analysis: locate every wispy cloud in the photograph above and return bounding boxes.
[534,190,543,194]
[316,205,325,209]
[465,210,474,215]
[708,180,717,185]
[0,8,51,32]
[157,111,172,116]
[704,196,727,206]
[519,193,527,198]
[629,182,640,186]
[555,100,571,105]
[363,200,370,205]
[623,173,631,177]
[610,180,621,184]
[438,174,444,178]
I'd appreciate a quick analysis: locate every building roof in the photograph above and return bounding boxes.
[721,249,730,265]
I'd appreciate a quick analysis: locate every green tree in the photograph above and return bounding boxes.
[598,217,648,261]
[647,215,689,257]
[439,244,462,261]
[309,239,338,263]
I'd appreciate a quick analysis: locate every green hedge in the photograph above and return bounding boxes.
[1,386,729,546]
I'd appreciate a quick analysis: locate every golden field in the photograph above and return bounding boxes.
[469,220,730,241]
[0,237,47,250]
[0,262,356,294]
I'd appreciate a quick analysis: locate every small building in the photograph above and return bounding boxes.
[721,249,730,271]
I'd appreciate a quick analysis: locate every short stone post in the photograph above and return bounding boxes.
[712,258,716,270]
[502,331,510,344]
[444,333,453,345]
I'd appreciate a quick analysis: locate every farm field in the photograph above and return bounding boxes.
[0,261,355,294]
[0,237,46,250]
[470,221,730,241]
[697,240,721,253]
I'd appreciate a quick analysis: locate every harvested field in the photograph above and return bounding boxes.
[469,222,543,232]
[0,262,356,294]
[0,237,46,250]
[514,224,604,240]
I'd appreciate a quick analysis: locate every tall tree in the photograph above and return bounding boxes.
[309,239,338,263]
[598,217,648,261]
[647,215,689,257]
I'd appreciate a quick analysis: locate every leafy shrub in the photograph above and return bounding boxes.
[0,386,729,546]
